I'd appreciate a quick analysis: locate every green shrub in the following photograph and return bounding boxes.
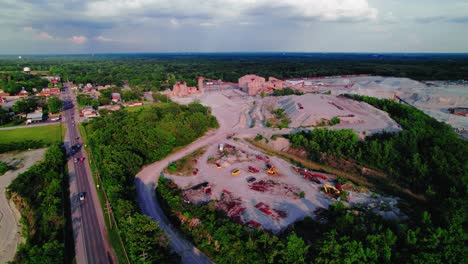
[329,117,341,126]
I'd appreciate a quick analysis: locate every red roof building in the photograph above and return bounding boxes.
[40,88,61,97]
[18,89,29,97]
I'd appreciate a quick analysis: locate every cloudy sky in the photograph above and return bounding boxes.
[1,0,467,54]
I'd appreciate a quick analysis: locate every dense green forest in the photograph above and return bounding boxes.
[0,72,49,94]
[84,102,218,263]
[6,145,73,263]
[0,54,467,90]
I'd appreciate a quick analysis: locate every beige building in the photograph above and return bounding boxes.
[172,81,200,97]
[238,75,285,96]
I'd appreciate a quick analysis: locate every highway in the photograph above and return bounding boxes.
[62,86,114,264]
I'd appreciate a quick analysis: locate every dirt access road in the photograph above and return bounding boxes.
[137,129,224,263]
[0,149,46,263]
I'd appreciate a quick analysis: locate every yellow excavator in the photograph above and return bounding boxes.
[267,166,278,175]
[323,184,340,195]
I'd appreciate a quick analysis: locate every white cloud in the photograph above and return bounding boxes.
[69,35,87,44]
[37,31,54,40]
[95,35,113,42]
[170,18,180,27]
[84,0,378,23]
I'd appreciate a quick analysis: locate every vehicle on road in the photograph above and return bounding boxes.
[71,144,82,154]
[74,158,78,163]
[79,192,86,201]
[246,176,256,183]
[231,169,240,176]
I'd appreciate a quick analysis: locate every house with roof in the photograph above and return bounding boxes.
[39,88,61,97]
[18,88,29,97]
[81,106,99,119]
[111,93,121,102]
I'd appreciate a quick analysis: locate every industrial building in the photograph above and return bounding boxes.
[26,112,43,124]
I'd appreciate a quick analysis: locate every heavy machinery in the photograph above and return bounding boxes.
[323,184,340,196]
[266,165,278,175]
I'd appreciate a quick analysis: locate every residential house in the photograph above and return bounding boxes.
[111,93,121,102]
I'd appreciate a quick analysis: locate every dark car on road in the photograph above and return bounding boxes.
[79,192,86,201]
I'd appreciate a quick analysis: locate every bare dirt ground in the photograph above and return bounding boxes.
[164,138,405,232]
[0,148,46,263]
[288,76,467,135]
[260,94,402,136]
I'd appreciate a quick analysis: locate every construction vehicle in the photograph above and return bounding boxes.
[267,166,278,175]
[323,184,340,196]
[231,169,240,176]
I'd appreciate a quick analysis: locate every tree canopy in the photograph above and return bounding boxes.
[0,72,49,94]
[47,96,63,114]
[7,145,72,263]
[84,101,218,263]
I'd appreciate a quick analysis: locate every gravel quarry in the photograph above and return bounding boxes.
[164,137,405,232]
[287,76,467,136]
[161,88,407,232]
[261,94,401,135]
[138,75,463,250]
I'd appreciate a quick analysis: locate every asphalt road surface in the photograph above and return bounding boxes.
[62,87,114,264]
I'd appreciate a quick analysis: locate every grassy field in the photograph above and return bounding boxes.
[164,147,207,176]
[0,124,64,144]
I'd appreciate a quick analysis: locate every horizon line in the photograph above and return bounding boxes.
[2,51,468,56]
